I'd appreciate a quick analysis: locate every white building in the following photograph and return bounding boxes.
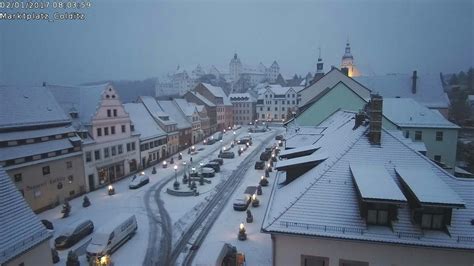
[256,85,303,122]
[263,109,474,266]
[49,83,140,191]
[229,93,257,125]
[229,53,281,85]
[155,66,195,97]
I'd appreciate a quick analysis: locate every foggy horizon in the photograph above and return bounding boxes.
[1,0,473,86]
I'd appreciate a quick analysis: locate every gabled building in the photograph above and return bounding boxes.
[0,167,53,266]
[193,83,233,130]
[196,105,211,136]
[138,96,180,155]
[183,90,217,134]
[263,107,474,266]
[123,103,168,168]
[0,86,85,211]
[157,100,192,149]
[355,71,451,118]
[174,98,204,144]
[229,93,257,125]
[49,83,140,192]
[256,84,303,122]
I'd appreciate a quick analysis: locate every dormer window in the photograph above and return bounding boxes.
[276,152,327,185]
[350,164,407,227]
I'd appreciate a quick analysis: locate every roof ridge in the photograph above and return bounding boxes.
[265,128,368,229]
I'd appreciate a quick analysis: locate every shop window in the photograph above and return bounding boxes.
[14,173,22,182]
[339,259,369,266]
[57,182,63,190]
[42,166,50,175]
[69,190,75,196]
[34,190,41,198]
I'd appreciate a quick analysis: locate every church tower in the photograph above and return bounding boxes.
[312,48,325,84]
[340,41,359,77]
[229,53,242,83]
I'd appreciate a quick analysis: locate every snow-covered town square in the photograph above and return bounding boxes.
[1,1,474,266]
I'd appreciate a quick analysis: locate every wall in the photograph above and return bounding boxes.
[296,82,367,126]
[274,234,474,266]
[8,154,85,212]
[5,240,52,266]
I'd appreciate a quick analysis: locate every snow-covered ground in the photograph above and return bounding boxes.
[193,130,283,266]
[37,126,279,266]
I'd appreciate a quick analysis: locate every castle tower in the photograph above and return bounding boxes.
[229,53,242,82]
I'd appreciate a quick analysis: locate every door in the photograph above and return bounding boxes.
[88,174,95,191]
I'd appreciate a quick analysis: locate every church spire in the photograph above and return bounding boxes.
[316,47,324,74]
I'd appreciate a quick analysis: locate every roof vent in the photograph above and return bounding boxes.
[471,219,474,226]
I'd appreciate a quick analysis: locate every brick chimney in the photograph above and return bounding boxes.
[368,94,383,145]
[411,70,417,94]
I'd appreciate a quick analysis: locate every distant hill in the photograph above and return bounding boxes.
[83,78,157,103]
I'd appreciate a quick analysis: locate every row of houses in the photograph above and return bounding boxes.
[0,82,235,212]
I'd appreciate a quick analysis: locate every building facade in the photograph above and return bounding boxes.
[174,98,204,144]
[256,85,303,122]
[0,86,86,212]
[192,83,233,131]
[229,93,257,125]
[184,91,217,134]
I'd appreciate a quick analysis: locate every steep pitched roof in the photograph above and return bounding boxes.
[123,103,166,141]
[263,110,474,250]
[0,167,51,264]
[185,91,216,107]
[139,96,177,126]
[201,83,227,98]
[383,98,459,129]
[173,98,197,117]
[156,100,191,129]
[0,86,70,129]
[355,74,450,109]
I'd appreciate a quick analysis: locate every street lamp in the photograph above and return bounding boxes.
[108,185,115,195]
[173,165,179,190]
[182,162,188,184]
[252,193,260,207]
[238,222,247,240]
[260,175,269,186]
[162,160,167,168]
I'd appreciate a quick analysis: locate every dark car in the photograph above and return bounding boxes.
[54,219,94,249]
[129,173,150,189]
[205,138,216,145]
[219,151,235,159]
[254,161,265,170]
[259,151,272,161]
[41,219,54,230]
[275,134,284,141]
[210,158,224,165]
[237,137,252,145]
[203,162,220,173]
[51,249,59,264]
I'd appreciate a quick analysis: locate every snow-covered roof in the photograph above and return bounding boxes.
[263,85,303,96]
[123,103,166,141]
[350,164,407,203]
[157,100,191,129]
[278,144,320,157]
[383,98,459,129]
[0,86,71,129]
[395,167,465,207]
[275,151,328,170]
[355,74,450,109]
[0,125,75,142]
[263,109,474,250]
[48,83,107,128]
[186,91,216,107]
[0,138,74,161]
[285,133,323,149]
[0,167,51,264]
[173,98,197,117]
[139,96,177,126]
[202,83,227,98]
[229,93,256,103]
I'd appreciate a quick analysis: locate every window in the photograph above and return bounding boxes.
[26,139,34,144]
[118,144,123,154]
[122,125,126,133]
[282,114,285,119]
[69,190,75,196]
[97,128,102,137]
[66,161,72,169]
[14,173,22,182]
[261,114,265,118]
[130,125,134,131]
[34,190,42,198]
[436,131,443,141]
[301,255,329,266]
[68,175,74,183]
[150,141,154,148]
[274,114,277,119]
[57,182,63,190]
[113,109,117,117]
[434,155,441,162]
[42,166,50,175]
[415,131,422,141]
[104,147,109,158]
[104,127,109,136]
[127,143,131,152]
[421,213,444,229]
[282,107,285,111]
[339,259,369,266]
[292,100,295,105]
[404,130,410,138]
[94,150,101,160]
[367,209,388,225]
[111,126,115,135]
[107,109,111,117]
[85,151,92,162]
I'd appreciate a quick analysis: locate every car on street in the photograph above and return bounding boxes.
[275,134,284,140]
[254,161,265,170]
[237,137,252,145]
[260,151,272,161]
[233,196,251,211]
[129,173,150,189]
[219,151,235,159]
[200,167,216,177]
[203,162,220,172]
[41,219,54,230]
[210,158,224,165]
[54,219,94,249]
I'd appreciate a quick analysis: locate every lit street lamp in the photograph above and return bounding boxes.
[238,222,247,240]
[251,193,260,207]
[260,175,269,187]
[108,185,115,195]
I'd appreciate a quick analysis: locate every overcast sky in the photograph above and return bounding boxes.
[0,0,473,85]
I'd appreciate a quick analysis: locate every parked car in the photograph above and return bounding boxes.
[54,219,94,249]
[260,151,272,161]
[51,249,59,264]
[129,174,150,189]
[254,161,265,170]
[275,134,284,140]
[237,137,252,145]
[210,158,224,165]
[200,167,216,177]
[219,151,235,159]
[233,196,251,211]
[41,219,54,230]
[203,162,220,173]
[205,138,216,145]
[86,215,137,261]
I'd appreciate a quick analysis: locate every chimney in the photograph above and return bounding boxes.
[353,111,366,130]
[341,67,349,76]
[411,70,417,94]
[368,94,383,145]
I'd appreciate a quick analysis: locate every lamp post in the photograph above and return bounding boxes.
[108,185,115,195]
[182,162,188,184]
[173,165,179,190]
[251,193,260,207]
[260,175,269,187]
[238,222,247,240]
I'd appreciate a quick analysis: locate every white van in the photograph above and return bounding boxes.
[86,214,137,261]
